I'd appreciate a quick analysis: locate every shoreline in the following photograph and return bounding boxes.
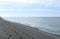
[0,18,60,39]
[38,27,60,36]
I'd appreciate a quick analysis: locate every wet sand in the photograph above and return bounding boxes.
[0,18,60,39]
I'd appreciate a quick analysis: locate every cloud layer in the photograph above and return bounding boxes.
[0,0,60,17]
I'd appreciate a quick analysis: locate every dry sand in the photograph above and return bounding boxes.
[0,18,60,39]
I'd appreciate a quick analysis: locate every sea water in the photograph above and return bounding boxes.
[3,17,60,35]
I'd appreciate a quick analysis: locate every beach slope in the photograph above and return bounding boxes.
[0,18,60,39]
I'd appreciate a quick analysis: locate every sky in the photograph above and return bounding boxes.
[0,0,60,17]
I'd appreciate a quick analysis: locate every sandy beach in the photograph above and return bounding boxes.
[0,18,60,39]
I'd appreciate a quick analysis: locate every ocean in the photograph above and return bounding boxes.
[3,17,60,35]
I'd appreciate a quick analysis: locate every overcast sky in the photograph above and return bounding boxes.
[0,0,60,17]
